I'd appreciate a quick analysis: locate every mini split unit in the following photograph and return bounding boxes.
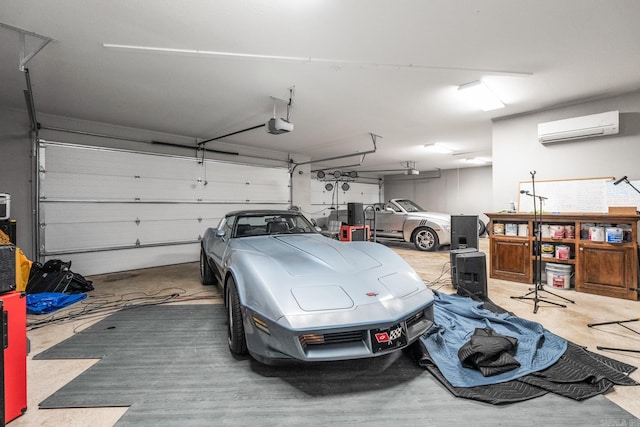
[266,117,294,135]
[537,110,619,144]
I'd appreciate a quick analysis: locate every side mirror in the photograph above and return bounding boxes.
[215,228,226,238]
[315,226,322,233]
[385,207,395,212]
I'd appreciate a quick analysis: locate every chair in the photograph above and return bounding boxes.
[266,221,289,234]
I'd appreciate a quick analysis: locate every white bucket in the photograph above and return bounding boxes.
[518,223,529,236]
[555,245,570,260]
[540,224,550,238]
[546,263,573,290]
[605,227,623,243]
[589,226,604,242]
[505,223,518,236]
[550,225,565,239]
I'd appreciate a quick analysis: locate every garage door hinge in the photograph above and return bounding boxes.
[134,175,141,179]
[134,197,140,201]
[135,239,141,246]
[135,217,140,225]
[197,217,202,223]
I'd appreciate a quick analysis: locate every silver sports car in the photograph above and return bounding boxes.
[200,209,435,364]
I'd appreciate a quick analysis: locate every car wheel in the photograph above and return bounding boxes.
[226,277,247,355]
[477,219,486,236]
[200,248,215,285]
[413,227,439,251]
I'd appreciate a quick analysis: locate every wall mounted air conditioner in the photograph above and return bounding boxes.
[537,110,619,144]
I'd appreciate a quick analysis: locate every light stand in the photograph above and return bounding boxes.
[587,175,640,352]
[511,171,574,313]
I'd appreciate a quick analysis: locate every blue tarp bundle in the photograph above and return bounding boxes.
[27,292,87,314]
[420,291,567,388]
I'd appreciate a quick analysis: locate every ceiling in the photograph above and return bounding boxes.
[2,1,640,175]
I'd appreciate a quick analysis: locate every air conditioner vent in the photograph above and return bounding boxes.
[537,111,619,144]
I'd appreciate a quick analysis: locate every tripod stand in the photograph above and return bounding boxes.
[586,175,640,352]
[511,171,575,314]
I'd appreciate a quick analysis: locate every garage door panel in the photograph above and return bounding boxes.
[39,142,290,274]
[43,244,199,276]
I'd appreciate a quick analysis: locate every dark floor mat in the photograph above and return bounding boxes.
[36,304,639,426]
[416,296,638,404]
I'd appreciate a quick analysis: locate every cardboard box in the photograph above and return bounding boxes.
[607,206,637,215]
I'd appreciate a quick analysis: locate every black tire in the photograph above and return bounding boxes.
[226,277,247,355]
[477,219,486,237]
[200,248,215,285]
[413,227,439,251]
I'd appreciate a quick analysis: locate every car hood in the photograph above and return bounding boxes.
[236,235,423,312]
[239,234,382,276]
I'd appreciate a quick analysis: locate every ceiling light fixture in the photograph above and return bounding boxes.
[424,143,453,154]
[458,80,505,111]
[462,157,491,165]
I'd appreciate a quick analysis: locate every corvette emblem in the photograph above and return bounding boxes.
[374,332,390,343]
[366,292,378,297]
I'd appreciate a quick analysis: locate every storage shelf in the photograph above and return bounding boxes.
[487,212,640,301]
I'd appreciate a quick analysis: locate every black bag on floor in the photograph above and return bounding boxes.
[26,259,93,294]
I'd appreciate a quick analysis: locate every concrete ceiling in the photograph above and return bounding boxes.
[2,1,640,175]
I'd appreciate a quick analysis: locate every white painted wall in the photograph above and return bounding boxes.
[492,91,640,211]
[383,166,493,225]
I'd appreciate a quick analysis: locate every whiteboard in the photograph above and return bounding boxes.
[518,177,640,213]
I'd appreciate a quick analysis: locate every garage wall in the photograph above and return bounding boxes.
[309,178,381,220]
[383,167,493,225]
[0,107,34,256]
[492,90,640,211]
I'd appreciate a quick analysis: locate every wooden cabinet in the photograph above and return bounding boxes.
[486,212,639,300]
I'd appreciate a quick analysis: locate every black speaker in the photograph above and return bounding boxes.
[450,248,479,289]
[451,215,478,250]
[0,220,16,245]
[347,202,364,226]
[456,252,487,299]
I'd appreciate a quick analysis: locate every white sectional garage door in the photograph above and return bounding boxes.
[38,141,290,275]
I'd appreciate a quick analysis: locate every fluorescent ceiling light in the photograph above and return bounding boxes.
[424,143,453,154]
[462,157,491,165]
[458,80,505,111]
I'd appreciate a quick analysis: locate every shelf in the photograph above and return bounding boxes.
[535,257,575,265]
[486,212,640,301]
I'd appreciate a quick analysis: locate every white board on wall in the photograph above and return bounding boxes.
[518,177,640,213]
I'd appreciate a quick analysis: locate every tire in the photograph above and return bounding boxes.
[200,248,215,285]
[477,219,486,236]
[413,227,439,251]
[226,277,247,355]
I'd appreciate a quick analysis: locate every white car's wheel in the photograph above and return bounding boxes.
[413,227,439,251]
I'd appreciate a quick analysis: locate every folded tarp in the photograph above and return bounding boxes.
[27,292,87,315]
[420,291,567,387]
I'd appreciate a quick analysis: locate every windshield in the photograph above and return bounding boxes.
[233,213,317,237]
[395,199,424,212]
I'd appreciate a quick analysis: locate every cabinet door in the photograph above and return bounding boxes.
[490,239,530,283]
[577,244,638,300]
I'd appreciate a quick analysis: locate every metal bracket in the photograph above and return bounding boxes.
[0,22,53,71]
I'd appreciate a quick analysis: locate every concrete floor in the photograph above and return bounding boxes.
[11,238,640,426]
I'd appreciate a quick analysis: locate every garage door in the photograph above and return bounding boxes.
[38,141,290,275]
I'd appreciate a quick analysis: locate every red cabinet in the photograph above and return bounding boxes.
[2,291,27,423]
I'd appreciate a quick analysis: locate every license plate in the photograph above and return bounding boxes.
[371,323,407,353]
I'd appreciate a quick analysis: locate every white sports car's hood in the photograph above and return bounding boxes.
[240,234,382,276]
